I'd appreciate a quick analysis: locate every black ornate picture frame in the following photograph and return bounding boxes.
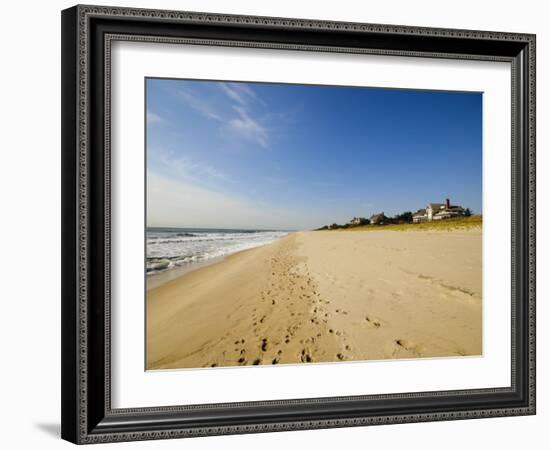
[61,4,536,444]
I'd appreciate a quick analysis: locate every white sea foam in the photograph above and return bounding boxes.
[146,228,288,274]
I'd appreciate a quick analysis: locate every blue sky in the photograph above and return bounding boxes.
[146,78,482,230]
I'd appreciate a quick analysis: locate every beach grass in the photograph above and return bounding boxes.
[337,215,482,232]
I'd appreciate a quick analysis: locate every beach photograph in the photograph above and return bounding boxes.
[145,79,482,370]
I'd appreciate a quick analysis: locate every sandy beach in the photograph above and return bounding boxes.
[146,228,482,370]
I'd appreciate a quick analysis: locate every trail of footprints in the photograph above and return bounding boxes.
[204,242,410,367]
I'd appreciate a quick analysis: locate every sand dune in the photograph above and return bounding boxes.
[146,229,481,370]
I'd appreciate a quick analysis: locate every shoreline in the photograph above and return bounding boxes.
[146,235,291,290]
[147,255,227,291]
[147,229,482,370]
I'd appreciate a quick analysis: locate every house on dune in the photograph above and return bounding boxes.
[412,198,466,223]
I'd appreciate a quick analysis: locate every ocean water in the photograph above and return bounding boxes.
[146,227,288,275]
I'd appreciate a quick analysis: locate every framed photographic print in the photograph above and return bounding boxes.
[61,5,536,444]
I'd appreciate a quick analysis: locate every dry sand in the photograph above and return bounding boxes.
[146,229,482,370]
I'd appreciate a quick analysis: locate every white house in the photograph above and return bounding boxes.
[426,202,447,220]
[412,208,428,223]
[415,199,466,222]
[433,206,466,220]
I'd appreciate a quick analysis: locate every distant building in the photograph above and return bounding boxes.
[415,198,465,222]
[369,212,385,225]
[426,202,446,221]
[349,217,368,226]
[433,206,465,220]
[412,208,428,223]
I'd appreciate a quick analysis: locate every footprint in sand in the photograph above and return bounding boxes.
[364,316,382,328]
[300,348,313,363]
[391,339,423,357]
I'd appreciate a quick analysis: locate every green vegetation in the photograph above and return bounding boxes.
[350,215,482,231]
[327,215,482,232]
[393,211,413,223]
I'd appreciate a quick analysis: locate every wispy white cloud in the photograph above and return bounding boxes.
[147,110,163,125]
[147,173,329,230]
[153,148,230,184]
[175,83,271,149]
[177,88,222,121]
[227,106,268,148]
[148,151,363,229]
[219,82,261,106]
